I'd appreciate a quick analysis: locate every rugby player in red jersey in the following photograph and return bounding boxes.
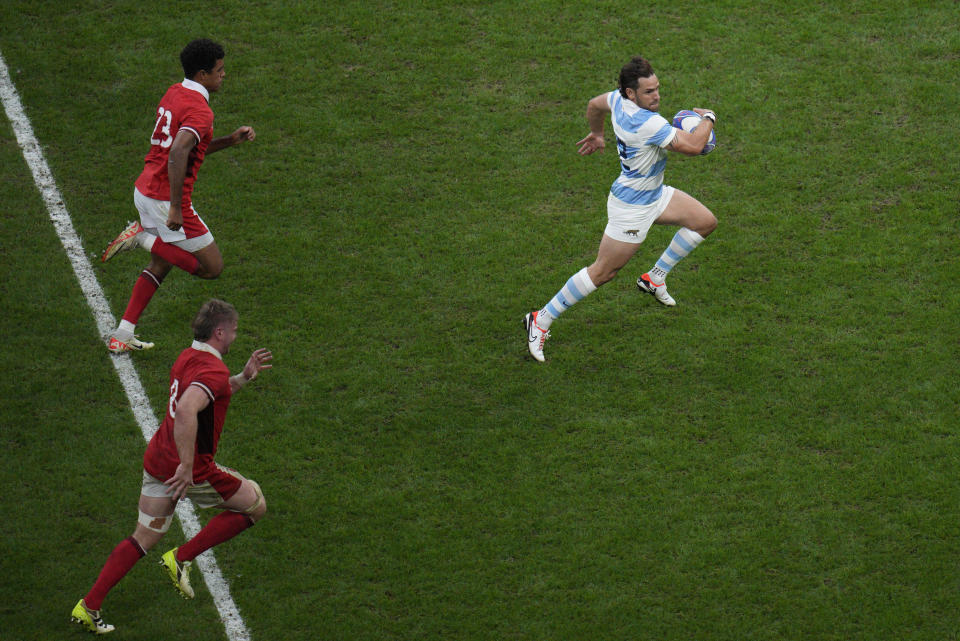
[72,300,272,634]
[101,39,256,353]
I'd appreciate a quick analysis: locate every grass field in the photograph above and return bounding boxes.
[2,1,959,640]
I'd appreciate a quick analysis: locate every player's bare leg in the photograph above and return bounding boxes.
[653,189,716,236]
[145,256,174,281]
[527,234,639,362]
[193,242,223,279]
[158,478,265,598]
[126,493,196,600]
[219,478,267,522]
[107,256,173,353]
[587,233,643,286]
[133,495,176,552]
[73,494,172,632]
[107,241,222,352]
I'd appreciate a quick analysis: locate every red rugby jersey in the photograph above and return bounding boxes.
[134,79,214,213]
[143,341,233,483]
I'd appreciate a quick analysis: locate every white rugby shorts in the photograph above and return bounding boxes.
[603,185,675,244]
[140,466,245,508]
[134,187,214,252]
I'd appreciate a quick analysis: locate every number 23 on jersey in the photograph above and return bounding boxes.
[150,107,174,148]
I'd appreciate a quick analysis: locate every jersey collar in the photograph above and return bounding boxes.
[181,78,210,102]
[191,340,223,361]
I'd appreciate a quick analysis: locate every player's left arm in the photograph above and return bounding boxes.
[207,126,256,154]
[229,348,273,393]
[667,109,716,156]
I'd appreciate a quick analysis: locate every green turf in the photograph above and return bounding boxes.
[1,1,959,639]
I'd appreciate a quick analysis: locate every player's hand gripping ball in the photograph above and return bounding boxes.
[672,110,716,155]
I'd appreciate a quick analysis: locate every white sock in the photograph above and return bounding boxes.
[115,319,136,339]
[140,233,156,251]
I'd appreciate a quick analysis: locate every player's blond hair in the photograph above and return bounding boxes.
[192,299,238,341]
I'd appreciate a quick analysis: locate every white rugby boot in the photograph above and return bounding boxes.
[523,310,550,362]
[637,273,676,307]
[101,221,144,262]
[107,331,155,353]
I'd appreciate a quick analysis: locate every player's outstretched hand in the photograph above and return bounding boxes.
[576,132,605,156]
[241,348,272,383]
[232,126,256,145]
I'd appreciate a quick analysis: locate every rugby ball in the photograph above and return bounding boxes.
[672,110,716,155]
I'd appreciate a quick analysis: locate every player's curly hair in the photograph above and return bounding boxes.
[192,299,238,341]
[180,38,225,79]
[618,56,655,98]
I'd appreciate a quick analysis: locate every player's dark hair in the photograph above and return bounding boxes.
[618,56,655,98]
[180,38,225,79]
[193,299,238,341]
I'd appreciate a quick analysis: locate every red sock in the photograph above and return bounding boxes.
[84,537,146,610]
[121,270,164,325]
[150,238,200,274]
[177,512,254,562]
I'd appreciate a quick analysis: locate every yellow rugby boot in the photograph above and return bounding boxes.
[159,548,194,599]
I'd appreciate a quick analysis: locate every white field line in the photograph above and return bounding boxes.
[0,51,251,641]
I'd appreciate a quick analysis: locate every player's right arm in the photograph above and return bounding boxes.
[667,109,716,156]
[164,384,209,501]
[165,130,198,231]
[207,126,257,154]
[576,93,612,155]
[229,348,273,394]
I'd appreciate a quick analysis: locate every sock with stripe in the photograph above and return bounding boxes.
[84,536,146,610]
[537,267,597,331]
[648,228,705,284]
[117,269,165,337]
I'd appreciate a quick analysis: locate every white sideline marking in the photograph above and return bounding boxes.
[0,51,251,641]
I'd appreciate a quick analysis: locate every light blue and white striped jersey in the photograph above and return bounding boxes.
[606,90,677,206]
